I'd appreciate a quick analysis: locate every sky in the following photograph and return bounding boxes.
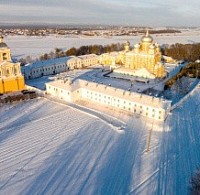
[0,0,200,27]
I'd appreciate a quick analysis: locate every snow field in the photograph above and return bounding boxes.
[0,89,200,194]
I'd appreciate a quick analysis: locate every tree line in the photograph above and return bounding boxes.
[19,42,200,65]
[164,43,200,62]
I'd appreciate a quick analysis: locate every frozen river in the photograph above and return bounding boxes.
[4,30,200,60]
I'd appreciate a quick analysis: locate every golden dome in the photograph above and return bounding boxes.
[141,30,153,43]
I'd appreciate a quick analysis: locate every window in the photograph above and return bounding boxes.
[146,107,149,110]
[14,67,17,74]
[3,53,7,60]
[140,106,142,109]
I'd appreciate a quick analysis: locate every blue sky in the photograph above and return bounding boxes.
[0,0,200,26]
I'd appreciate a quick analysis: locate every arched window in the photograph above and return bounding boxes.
[3,53,7,60]
[14,67,17,74]
[6,69,9,76]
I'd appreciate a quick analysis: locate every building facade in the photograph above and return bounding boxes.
[23,54,99,79]
[46,79,171,121]
[0,36,25,94]
[22,57,70,79]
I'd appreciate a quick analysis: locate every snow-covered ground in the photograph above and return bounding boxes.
[0,89,200,194]
[5,29,200,60]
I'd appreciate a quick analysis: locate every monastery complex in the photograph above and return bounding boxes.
[1,31,180,121]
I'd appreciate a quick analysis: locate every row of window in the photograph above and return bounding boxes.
[0,67,18,76]
[68,61,97,66]
[32,64,66,74]
[85,91,162,114]
[48,86,70,95]
[86,94,162,119]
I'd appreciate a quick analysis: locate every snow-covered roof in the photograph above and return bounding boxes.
[67,56,81,62]
[25,56,71,70]
[46,79,73,91]
[77,79,171,110]
[78,54,98,59]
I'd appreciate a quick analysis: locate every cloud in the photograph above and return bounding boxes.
[0,0,200,26]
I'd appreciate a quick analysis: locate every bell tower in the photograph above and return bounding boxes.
[0,36,11,61]
[0,35,25,94]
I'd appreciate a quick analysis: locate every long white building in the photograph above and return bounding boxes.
[22,54,99,79]
[22,57,70,79]
[46,79,171,121]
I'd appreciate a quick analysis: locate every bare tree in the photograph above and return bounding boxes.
[190,168,200,195]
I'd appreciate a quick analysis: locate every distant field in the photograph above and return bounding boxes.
[4,29,200,60]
